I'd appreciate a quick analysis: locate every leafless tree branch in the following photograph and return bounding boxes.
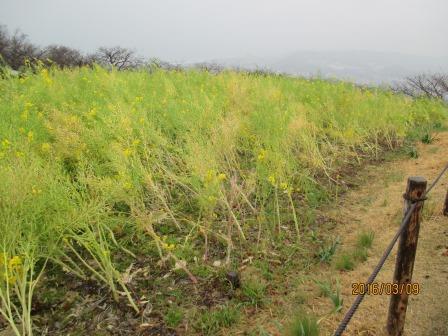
[394,73,448,100]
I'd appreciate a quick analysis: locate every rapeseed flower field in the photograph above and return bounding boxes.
[0,65,446,334]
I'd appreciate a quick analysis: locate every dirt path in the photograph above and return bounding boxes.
[319,132,448,336]
[228,132,448,336]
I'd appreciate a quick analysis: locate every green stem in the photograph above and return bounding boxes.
[288,192,300,242]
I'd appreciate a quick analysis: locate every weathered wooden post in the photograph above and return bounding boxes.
[386,176,427,336]
[443,186,448,216]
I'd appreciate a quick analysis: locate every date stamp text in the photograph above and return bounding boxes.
[352,282,420,295]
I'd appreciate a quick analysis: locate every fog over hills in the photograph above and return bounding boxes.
[205,50,448,85]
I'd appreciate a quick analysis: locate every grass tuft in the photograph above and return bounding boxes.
[165,306,184,328]
[357,231,375,249]
[317,238,339,263]
[287,313,320,336]
[335,254,355,271]
[195,304,240,335]
[241,279,267,307]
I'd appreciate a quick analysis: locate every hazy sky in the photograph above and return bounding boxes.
[1,0,447,62]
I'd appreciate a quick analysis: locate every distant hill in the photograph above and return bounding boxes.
[205,50,448,85]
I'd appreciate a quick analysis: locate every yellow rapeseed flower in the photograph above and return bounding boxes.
[162,242,175,251]
[32,186,42,195]
[8,256,22,269]
[268,175,276,186]
[87,107,97,118]
[205,169,215,183]
[7,275,17,285]
[41,68,53,85]
[41,143,51,152]
[123,148,133,157]
[280,182,288,190]
[217,173,227,181]
[27,131,34,142]
[257,149,266,161]
[15,151,24,158]
[1,139,10,149]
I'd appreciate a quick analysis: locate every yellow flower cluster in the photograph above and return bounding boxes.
[217,173,227,181]
[41,143,51,152]
[32,185,42,195]
[205,169,227,184]
[268,175,292,192]
[41,68,53,85]
[123,148,133,157]
[161,236,175,251]
[123,181,133,190]
[86,107,97,118]
[0,254,23,285]
[123,139,140,158]
[205,170,215,182]
[20,102,34,120]
[8,256,22,268]
[257,149,267,161]
[1,139,10,149]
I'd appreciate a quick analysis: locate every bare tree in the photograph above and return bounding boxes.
[394,74,448,100]
[1,29,42,70]
[41,45,85,68]
[95,46,142,70]
[191,62,224,74]
[0,25,9,58]
[83,53,100,67]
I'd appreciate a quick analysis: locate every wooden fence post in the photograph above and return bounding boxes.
[443,187,448,216]
[386,176,427,336]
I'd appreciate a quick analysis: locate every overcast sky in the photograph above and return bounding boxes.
[1,0,447,63]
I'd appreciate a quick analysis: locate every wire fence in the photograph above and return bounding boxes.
[333,162,448,336]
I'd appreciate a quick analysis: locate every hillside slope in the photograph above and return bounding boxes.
[0,67,446,335]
